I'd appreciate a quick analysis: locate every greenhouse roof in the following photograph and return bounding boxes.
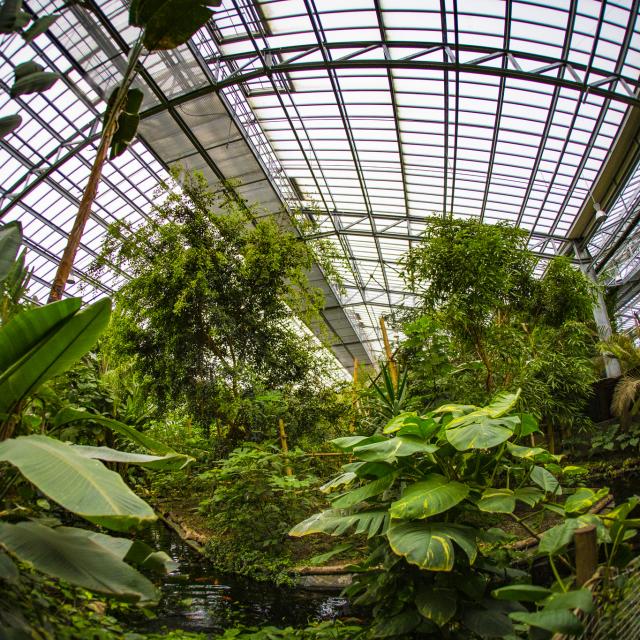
[2,0,640,372]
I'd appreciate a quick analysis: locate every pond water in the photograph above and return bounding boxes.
[132,524,349,635]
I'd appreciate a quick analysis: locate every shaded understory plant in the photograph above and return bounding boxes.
[291,391,635,639]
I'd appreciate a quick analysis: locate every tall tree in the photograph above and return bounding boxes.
[94,170,328,439]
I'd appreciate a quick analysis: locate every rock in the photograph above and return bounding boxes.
[296,573,353,591]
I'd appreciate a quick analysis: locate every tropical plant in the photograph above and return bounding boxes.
[198,442,320,583]
[290,391,618,639]
[399,218,598,446]
[599,333,640,426]
[0,223,188,632]
[93,169,330,439]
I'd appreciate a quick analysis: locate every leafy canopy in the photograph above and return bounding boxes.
[95,170,328,433]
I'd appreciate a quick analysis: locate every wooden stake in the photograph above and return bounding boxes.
[574,525,597,586]
[350,357,359,433]
[278,418,292,476]
[379,316,398,389]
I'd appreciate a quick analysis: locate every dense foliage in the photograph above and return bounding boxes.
[95,170,333,439]
[292,392,638,639]
[399,216,599,444]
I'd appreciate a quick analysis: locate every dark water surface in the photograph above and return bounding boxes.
[133,524,348,635]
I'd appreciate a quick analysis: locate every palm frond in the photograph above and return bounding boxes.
[611,374,640,417]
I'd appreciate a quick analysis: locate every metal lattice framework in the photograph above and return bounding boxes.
[2,0,640,372]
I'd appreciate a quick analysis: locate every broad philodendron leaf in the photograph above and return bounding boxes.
[0,221,21,283]
[518,412,540,436]
[0,435,156,531]
[331,473,395,509]
[564,487,609,515]
[415,586,457,627]
[506,442,555,461]
[0,550,19,584]
[353,435,439,462]
[0,114,22,139]
[370,609,422,638]
[492,584,552,602]
[537,518,582,555]
[390,474,469,520]
[289,509,388,539]
[0,298,111,416]
[129,0,222,50]
[0,522,158,603]
[445,391,521,430]
[477,488,515,514]
[387,522,477,571]
[510,609,582,635]
[542,589,593,613]
[72,444,192,471]
[530,465,561,495]
[320,472,357,493]
[331,434,385,452]
[446,415,519,451]
[514,486,544,507]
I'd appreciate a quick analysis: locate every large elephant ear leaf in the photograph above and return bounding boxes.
[387,522,477,571]
[0,298,111,416]
[0,435,156,531]
[0,221,22,283]
[0,521,158,603]
[129,0,222,51]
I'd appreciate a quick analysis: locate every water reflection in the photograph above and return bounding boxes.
[135,524,349,634]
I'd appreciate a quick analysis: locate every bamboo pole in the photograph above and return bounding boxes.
[350,357,359,433]
[379,316,398,389]
[278,418,293,476]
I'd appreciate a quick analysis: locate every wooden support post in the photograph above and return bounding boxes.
[278,418,292,476]
[574,524,598,586]
[350,357,359,433]
[379,316,398,389]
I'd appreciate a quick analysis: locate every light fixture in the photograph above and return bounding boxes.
[593,204,607,222]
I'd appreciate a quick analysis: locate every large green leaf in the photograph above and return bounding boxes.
[537,518,582,555]
[390,474,469,520]
[415,586,457,626]
[0,299,111,416]
[543,589,593,613]
[289,509,388,539]
[331,473,395,509]
[73,445,192,471]
[0,221,21,283]
[331,434,385,451]
[53,407,188,461]
[477,488,515,514]
[445,391,521,430]
[0,435,156,531]
[0,114,22,139]
[353,436,438,462]
[446,415,518,451]
[492,584,552,602]
[320,472,357,493]
[0,522,158,603]
[0,298,80,372]
[387,522,477,571]
[514,486,545,507]
[530,465,561,495]
[564,487,609,515]
[54,527,176,574]
[370,608,422,638]
[129,0,222,50]
[510,609,582,635]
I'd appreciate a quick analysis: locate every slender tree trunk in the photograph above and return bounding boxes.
[48,37,144,302]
